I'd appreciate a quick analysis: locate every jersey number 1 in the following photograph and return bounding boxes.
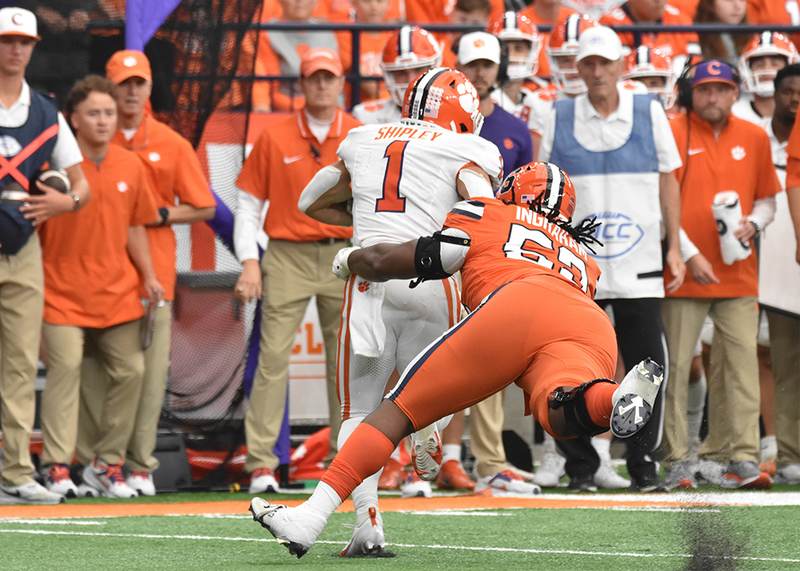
[376,140,408,212]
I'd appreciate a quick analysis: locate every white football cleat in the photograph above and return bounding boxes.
[249,498,328,559]
[82,458,138,498]
[611,358,663,438]
[340,507,387,557]
[411,423,443,481]
[127,471,156,496]
[476,470,542,496]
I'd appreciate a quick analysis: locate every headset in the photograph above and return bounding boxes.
[450,35,511,88]
[676,55,741,112]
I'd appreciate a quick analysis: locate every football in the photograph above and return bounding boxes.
[35,169,70,194]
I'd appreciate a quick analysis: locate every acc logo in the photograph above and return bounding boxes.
[0,136,22,158]
[731,146,746,160]
[117,181,128,192]
[586,212,644,260]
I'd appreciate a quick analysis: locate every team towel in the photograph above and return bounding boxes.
[712,191,752,265]
[349,280,386,357]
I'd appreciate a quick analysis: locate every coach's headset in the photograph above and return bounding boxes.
[450,35,511,88]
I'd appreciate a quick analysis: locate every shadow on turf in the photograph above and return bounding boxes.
[681,508,748,571]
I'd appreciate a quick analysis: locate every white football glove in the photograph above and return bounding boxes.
[332,246,360,280]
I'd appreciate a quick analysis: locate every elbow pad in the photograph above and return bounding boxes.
[298,165,343,214]
[413,230,471,285]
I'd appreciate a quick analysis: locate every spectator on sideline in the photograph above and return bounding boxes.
[455,32,539,495]
[250,0,341,112]
[74,49,217,497]
[0,6,88,505]
[233,48,360,495]
[734,32,799,124]
[694,0,749,67]
[540,25,685,492]
[336,0,393,104]
[662,60,779,490]
[40,75,161,500]
[770,64,800,485]
[520,0,576,79]
[600,0,701,71]
[406,0,504,30]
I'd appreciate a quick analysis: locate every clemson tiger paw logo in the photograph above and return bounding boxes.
[456,81,479,113]
[358,281,370,293]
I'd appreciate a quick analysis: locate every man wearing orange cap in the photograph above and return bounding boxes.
[0,6,89,505]
[234,48,360,495]
[75,49,216,497]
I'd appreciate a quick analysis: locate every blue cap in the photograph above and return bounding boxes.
[693,60,737,87]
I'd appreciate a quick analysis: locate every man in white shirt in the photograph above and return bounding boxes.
[540,25,684,492]
[0,6,89,504]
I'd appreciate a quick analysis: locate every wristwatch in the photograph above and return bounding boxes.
[158,207,170,226]
[68,192,80,211]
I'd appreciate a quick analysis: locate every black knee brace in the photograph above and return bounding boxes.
[547,379,616,439]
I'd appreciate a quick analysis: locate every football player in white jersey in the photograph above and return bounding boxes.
[351,25,441,125]
[488,12,546,133]
[734,32,800,125]
[622,46,678,114]
[297,68,503,557]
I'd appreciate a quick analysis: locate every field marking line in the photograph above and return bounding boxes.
[0,528,798,564]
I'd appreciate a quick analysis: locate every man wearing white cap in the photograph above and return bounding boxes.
[0,6,89,504]
[455,31,539,496]
[540,25,685,492]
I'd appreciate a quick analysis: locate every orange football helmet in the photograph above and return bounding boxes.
[739,31,800,97]
[622,46,676,109]
[496,162,576,223]
[381,25,442,106]
[402,68,484,135]
[546,14,598,95]
[487,11,542,80]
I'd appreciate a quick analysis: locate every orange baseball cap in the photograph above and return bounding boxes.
[300,48,343,78]
[106,50,152,84]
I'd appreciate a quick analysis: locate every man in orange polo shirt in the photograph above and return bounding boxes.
[662,60,780,490]
[39,75,162,499]
[74,50,217,497]
[234,48,361,494]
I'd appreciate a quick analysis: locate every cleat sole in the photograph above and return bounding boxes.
[611,394,653,438]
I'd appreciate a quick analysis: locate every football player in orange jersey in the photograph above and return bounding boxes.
[249,162,664,558]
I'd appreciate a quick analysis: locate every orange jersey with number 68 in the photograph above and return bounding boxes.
[444,198,601,311]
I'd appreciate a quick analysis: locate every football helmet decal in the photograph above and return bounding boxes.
[487,11,543,80]
[402,68,484,135]
[739,31,799,97]
[622,46,676,108]
[496,162,576,222]
[547,13,598,95]
[381,25,442,106]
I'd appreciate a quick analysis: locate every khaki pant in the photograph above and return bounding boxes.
[77,302,171,472]
[0,235,43,485]
[244,240,344,473]
[42,319,144,467]
[768,311,800,466]
[662,297,759,465]
[470,392,508,478]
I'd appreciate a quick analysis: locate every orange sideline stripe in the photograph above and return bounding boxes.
[0,495,715,519]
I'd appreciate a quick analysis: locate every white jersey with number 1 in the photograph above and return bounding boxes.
[336,119,503,248]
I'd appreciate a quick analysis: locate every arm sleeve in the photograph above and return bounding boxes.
[748,196,777,230]
[234,189,265,262]
[651,99,682,173]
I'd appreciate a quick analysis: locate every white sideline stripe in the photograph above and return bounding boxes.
[0,529,799,564]
[0,519,106,525]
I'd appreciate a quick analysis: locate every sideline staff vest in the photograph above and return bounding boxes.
[0,91,59,255]
[549,93,663,299]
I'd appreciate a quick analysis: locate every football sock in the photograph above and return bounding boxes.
[322,423,395,501]
[686,371,706,440]
[585,381,616,425]
[442,444,461,465]
[591,436,612,463]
